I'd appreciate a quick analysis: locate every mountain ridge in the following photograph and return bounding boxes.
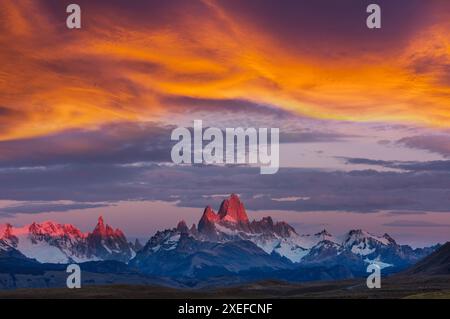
[0,194,442,285]
[0,216,134,263]
[130,194,439,281]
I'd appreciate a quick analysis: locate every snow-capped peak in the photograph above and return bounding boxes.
[0,223,18,248]
[382,233,397,245]
[343,229,393,256]
[0,217,134,264]
[314,229,333,241]
[92,216,115,236]
[194,194,309,262]
[0,223,13,239]
[344,229,391,246]
[197,195,252,236]
[29,221,85,239]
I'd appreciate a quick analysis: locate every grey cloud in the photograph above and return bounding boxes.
[1,122,450,217]
[280,131,353,143]
[384,211,428,216]
[377,140,391,145]
[340,157,392,167]
[0,122,176,168]
[2,163,450,216]
[0,120,352,171]
[341,157,450,172]
[0,202,112,216]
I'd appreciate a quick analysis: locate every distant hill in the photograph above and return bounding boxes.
[403,242,450,276]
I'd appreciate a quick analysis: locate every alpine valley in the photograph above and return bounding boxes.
[0,194,440,289]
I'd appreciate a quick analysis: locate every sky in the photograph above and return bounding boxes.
[0,0,450,247]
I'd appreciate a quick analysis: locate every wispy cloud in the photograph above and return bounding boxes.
[383,220,450,228]
[2,163,450,216]
[341,157,450,172]
[0,201,112,216]
[398,135,450,157]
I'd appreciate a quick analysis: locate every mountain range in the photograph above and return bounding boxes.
[0,194,442,288]
[0,216,136,263]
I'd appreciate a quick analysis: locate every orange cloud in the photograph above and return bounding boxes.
[0,0,449,141]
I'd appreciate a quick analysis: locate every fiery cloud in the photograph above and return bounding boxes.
[0,0,449,141]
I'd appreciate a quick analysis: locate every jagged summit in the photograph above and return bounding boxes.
[196,194,297,238]
[0,223,18,248]
[133,238,143,251]
[97,215,105,227]
[28,220,85,239]
[198,206,219,235]
[92,215,108,235]
[0,216,134,264]
[344,229,390,244]
[314,229,334,241]
[382,233,397,244]
[217,193,249,223]
[198,195,252,235]
[201,206,219,222]
[315,229,332,237]
[176,220,189,233]
[174,194,304,261]
[1,223,13,238]
[197,195,250,233]
[91,215,124,238]
[0,197,438,272]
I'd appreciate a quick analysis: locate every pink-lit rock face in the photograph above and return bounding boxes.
[197,194,295,238]
[197,206,219,237]
[0,216,134,263]
[143,194,436,268]
[90,215,124,238]
[217,193,249,224]
[28,221,86,239]
[197,195,252,237]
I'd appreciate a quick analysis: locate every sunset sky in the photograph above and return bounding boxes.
[0,0,450,247]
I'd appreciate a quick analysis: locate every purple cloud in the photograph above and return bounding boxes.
[398,135,450,157]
